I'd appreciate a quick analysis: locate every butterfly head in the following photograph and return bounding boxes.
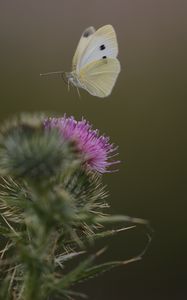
[65,72,82,89]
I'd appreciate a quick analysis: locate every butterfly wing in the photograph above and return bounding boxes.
[76,25,118,71]
[72,26,96,71]
[79,57,121,98]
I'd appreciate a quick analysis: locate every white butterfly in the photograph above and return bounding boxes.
[41,25,121,98]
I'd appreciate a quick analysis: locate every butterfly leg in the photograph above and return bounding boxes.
[68,79,70,92]
[76,86,81,98]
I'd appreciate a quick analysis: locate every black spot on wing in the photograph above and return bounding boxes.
[102,56,107,59]
[83,27,94,38]
[100,44,106,50]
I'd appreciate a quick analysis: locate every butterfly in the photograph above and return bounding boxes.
[40,25,121,98]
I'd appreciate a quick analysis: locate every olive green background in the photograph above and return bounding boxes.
[0,0,186,299]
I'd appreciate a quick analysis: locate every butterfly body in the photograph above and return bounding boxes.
[41,25,121,98]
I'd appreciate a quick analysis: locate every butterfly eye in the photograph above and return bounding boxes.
[100,44,106,50]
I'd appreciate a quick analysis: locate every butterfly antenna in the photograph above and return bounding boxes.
[40,71,67,84]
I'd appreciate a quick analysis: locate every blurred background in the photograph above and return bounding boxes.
[0,0,186,299]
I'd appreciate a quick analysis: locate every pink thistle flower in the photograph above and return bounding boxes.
[44,115,119,173]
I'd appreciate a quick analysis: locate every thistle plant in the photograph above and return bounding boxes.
[0,113,150,300]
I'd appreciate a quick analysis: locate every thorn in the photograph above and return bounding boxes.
[96,246,108,257]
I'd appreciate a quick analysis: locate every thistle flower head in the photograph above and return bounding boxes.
[44,115,119,173]
[0,114,75,180]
